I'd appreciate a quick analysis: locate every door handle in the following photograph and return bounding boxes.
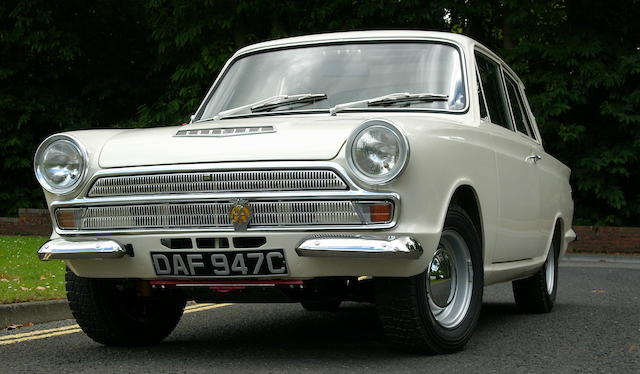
[526,154,542,163]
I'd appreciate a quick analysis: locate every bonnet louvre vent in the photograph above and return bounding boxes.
[175,126,275,137]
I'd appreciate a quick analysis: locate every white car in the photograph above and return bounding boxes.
[35,30,575,353]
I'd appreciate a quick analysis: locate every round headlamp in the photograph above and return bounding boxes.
[34,135,87,195]
[346,120,409,184]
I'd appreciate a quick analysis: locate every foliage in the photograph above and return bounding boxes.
[501,0,640,225]
[0,0,160,214]
[0,0,638,225]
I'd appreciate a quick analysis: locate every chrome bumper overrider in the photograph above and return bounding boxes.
[296,236,423,259]
[38,239,127,261]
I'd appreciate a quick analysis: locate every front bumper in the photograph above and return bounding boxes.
[54,231,439,279]
[41,235,423,261]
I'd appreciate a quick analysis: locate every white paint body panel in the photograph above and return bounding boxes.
[38,31,574,286]
[98,117,355,168]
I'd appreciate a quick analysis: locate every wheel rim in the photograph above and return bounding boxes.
[427,230,473,329]
[545,246,555,294]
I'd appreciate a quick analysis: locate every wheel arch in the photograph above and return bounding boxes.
[447,184,484,260]
[547,214,564,258]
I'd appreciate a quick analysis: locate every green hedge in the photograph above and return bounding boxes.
[1,0,638,225]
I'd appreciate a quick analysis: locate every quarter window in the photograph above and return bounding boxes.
[477,73,489,121]
[475,52,511,129]
[504,75,536,140]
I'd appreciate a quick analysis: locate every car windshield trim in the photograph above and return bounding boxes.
[197,106,470,123]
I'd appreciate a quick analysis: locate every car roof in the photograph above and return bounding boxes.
[234,30,480,56]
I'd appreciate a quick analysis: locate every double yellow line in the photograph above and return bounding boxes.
[0,324,82,345]
[184,303,232,315]
[0,303,231,346]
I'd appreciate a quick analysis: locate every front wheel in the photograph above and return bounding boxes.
[375,205,484,354]
[66,269,186,346]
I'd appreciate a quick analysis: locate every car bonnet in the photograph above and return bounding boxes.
[98,115,360,168]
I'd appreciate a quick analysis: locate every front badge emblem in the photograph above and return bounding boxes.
[229,199,252,231]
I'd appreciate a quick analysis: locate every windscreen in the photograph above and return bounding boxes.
[198,42,466,120]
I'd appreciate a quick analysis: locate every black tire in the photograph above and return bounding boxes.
[512,231,559,313]
[66,269,186,346]
[300,298,342,311]
[375,205,484,354]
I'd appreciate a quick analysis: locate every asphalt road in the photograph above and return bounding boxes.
[1,257,638,373]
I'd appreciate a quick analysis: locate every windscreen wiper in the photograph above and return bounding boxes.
[212,94,327,120]
[329,92,449,116]
[251,94,327,113]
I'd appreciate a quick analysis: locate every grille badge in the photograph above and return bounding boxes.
[229,199,252,231]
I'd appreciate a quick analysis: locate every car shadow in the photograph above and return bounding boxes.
[87,301,541,362]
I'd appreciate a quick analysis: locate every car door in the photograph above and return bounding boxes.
[475,51,542,263]
[511,76,564,258]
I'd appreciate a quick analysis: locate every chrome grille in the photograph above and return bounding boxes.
[75,201,363,230]
[88,170,348,197]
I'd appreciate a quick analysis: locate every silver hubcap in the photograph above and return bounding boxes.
[545,246,555,294]
[428,248,455,308]
[427,230,473,329]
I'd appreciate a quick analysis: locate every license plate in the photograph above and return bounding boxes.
[150,249,287,277]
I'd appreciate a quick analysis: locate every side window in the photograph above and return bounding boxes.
[475,52,512,129]
[504,75,536,140]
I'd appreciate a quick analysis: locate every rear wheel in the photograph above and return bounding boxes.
[512,232,559,313]
[66,269,186,346]
[375,205,483,354]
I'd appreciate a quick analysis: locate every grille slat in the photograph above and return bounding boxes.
[88,170,348,197]
[77,201,363,230]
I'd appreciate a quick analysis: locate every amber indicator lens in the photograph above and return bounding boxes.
[369,203,393,222]
[353,201,394,223]
[55,208,83,229]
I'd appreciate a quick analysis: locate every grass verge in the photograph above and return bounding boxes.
[0,235,65,303]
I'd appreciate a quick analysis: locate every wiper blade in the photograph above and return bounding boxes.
[368,92,449,106]
[329,92,449,116]
[251,93,327,113]
[213,94,327,120]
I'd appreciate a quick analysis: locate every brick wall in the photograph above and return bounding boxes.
[0,209,52,236]
[568,226,640,254]
[0,210,639,254]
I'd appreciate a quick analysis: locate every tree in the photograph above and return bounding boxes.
[0,0,159,214]
[1,0,639,225]
[498,0,640,225]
